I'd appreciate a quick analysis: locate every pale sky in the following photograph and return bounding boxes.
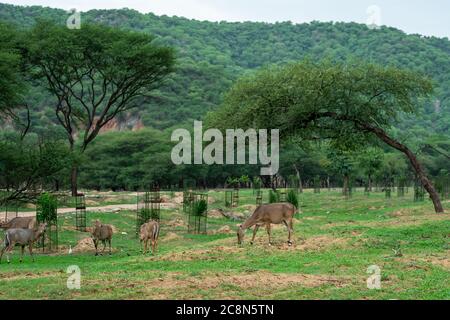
[2,0,450,38]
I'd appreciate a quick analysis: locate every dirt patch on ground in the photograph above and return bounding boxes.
[153,246,242,262]
[294,235,349,251]
[172,192,184,204]
[208,209,224,218]
[0,271,61,282]
[209,225,233,235]
[241,204,257,213]
[161,232,183,242]
[146,271,350,290]
[73,237,95,253]
[164,218,186,228]
[85,199,99,206]
[422,254,450,269]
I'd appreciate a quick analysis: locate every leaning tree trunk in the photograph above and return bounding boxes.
[365,125,444,213]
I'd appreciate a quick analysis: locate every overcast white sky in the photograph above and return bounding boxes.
[3,0,450,38]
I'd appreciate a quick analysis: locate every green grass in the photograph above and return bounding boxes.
[0,189,448,300]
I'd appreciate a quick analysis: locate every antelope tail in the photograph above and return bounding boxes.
[153,223,160,240]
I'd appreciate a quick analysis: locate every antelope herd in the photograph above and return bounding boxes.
[0,203,296,263]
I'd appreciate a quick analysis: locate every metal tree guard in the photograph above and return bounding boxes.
[136,186,161,234]
[256,189,263,206]
[75,194,86,232]
[279,189,287,202]
[414,179,425,202]
[225,189,239,208]
[36,193,58,252]
[188,193,208,234]
[183,190,194,213]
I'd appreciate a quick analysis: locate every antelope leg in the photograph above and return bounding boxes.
[266,224,272,245]
[20,245,25,263]
[28,243,34,262]
[94,239,99,256]
[284,220,293,245]
[7,242,15,263]
[0,245,6,263]
[250,225,260,245]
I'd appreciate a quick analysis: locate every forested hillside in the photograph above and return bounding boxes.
[0,3,449,138]
[0,3,449,192]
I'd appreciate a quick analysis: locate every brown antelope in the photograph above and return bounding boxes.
[0,223,47,263]
[91,220,113,256]
[140,220,160,255]
[237,203,296,246]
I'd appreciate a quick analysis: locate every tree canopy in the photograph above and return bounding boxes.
[21,21,175,195]
[207,60,443,212]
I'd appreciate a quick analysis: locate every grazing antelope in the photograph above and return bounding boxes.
[91,220,113,256]
[237,203,296,246]
[0,223,47,263]
[0,216,36,230]
[140,220,160,255]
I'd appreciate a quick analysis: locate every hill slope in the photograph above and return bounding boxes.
[0,3,449,138]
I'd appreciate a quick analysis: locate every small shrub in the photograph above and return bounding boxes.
[286,189,299,209]
[36,192,58,223]
[269,190,279,203]
[192,199,208,216]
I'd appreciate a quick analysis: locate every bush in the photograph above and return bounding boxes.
[192,199,208,216]
[36,192,58,223]
[269,190,279,203]
[286,189,299,210]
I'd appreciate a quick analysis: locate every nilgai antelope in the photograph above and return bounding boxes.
[0,223,47,263]
[237,203,296,246]
[0,216,36,230]
[139,220,160,255]
[91,220,113,256]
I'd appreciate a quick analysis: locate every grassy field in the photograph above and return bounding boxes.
[0,189,448,300]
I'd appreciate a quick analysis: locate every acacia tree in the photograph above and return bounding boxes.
[208,60,444,213]
[24,22,175,195]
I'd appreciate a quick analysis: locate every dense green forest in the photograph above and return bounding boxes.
[0,3,449,133]
[0,3,448,194]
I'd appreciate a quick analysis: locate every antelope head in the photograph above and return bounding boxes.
[36,222,47,237]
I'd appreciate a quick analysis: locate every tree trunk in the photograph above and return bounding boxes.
[364,125,444,213]
[71,165,78,196]
[368,174,372,192]
[293,164,303,193]
[343,175,349,196]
